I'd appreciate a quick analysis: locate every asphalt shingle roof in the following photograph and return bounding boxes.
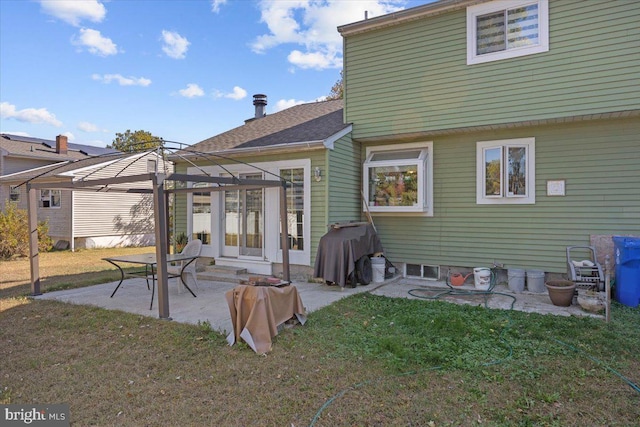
[190,99,347,153]
[0,134,119,160]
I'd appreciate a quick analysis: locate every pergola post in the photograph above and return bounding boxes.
[279,182,290,282]
[164,191,171,250]
[27,184,41,295]
[152,174,170,319]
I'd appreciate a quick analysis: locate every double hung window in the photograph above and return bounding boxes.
[476,138,535,204]
[40,189,61,208]
[467,0,549,64]
[9,186,20,202]
[364,142,433,215]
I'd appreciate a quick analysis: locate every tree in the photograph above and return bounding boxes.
[327,70,344,100]
[108,129,163,153]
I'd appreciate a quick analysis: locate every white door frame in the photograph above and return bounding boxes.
[186,160,311,268]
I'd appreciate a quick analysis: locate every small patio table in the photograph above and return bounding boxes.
[225,284,307,354]
[104,253,199,310]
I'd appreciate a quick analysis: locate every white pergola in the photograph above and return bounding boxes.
[25,152,292,320]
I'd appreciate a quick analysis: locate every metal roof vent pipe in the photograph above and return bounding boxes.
[253,94,267,119]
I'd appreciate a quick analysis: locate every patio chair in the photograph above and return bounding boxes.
[168,239,202,293]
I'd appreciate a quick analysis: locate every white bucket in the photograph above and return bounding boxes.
[508,268,525,293]
[371,257,385,283]
[473,267,491,290]
[526,270,546,293]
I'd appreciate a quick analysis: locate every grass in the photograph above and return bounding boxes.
[1,249,640,426]
[0,246,156,299]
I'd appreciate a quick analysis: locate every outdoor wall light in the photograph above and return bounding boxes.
[314,167,322,182]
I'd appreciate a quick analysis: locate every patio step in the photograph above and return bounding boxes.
[196,270,248,284]
[204,265,247,275]
[198,266,273,285]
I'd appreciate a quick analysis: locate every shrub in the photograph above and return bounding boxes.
[174,232,188,253]
[0,202,53,259]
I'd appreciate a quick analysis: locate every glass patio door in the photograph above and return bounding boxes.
[222,173,264,258]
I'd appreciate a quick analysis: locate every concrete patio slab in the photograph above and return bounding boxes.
[35,278,377,335]
[36,276,603,336]
[369,279,603,318]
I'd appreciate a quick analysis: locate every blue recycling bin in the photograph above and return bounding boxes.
[612,236,640,308]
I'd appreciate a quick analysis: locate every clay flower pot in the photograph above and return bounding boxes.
[545,280,576,307]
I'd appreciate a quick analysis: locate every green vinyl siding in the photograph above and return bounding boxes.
[370,117,640,273]
[327,134,362,224]
[172,161,189,245]
[308,150,329,267]
[343,0,640,140]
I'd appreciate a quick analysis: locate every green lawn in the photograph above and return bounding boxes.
[1,249,639,426]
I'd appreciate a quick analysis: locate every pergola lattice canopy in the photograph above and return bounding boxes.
[21,144,293,319]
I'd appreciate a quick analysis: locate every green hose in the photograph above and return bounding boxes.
[308,272,639,426]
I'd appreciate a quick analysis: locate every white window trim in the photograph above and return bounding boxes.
[476,137,535,205]
[40,189,61,208]
[9,185,20,201]
[467,0,549,65]
[363,142,433,216]
[186,160,311,266]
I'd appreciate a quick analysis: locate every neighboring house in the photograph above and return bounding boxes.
[173,96,355,277]
[1,134,169,250]
[336,0,640,278]
[0,134,118,211]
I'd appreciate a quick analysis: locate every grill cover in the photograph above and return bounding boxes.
[313,224,383,286]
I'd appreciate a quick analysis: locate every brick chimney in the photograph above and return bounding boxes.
[253,94,267,119]
[56,135,68,154]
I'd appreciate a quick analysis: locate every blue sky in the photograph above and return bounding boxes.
[0,0,430,148]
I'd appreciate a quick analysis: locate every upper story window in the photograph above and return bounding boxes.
[9,186,20,202]
[476,138,535,205]
[364,142,433,215]
[467,0,549,65]
[40,189,61,208]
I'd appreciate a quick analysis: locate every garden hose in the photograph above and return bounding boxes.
[308,270,640,426]
[552,338,640,393]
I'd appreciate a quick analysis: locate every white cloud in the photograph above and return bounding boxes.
[274,99,306,112]
[288,49,340,70]
[252,0,406,70]
[178,83,205,98]
[161,30,190,59]
[62,131,75,141]
[92,74,152,86]
[77,121,107,132]
[274,96,327,112]
[0,102,62,127]
[214,86,248,100]
[211,0,228,13]
[2,131,31,137]
[39,0,106,27]
[225,86,247,100]
[77,122,98,132]
[72,28,118,56]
